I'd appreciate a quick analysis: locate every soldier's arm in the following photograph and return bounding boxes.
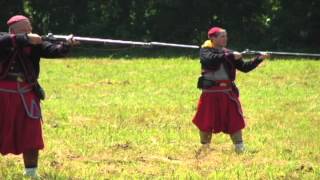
[40,41,70,58]
[0,33,29,49]
[200,48,234,67]
[234,57,263,73]
[0,33,29,62]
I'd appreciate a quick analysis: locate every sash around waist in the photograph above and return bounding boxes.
[0,81,41,119]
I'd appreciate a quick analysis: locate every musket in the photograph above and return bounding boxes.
[42,33,200,49]
[42,33,320,58]
[241,49,320,58]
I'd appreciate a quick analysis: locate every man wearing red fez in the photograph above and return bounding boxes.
[193,27,269,154]
[0,15,78,178]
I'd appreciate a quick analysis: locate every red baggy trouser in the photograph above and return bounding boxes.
[192,83,245,134]
[0,81,44,155]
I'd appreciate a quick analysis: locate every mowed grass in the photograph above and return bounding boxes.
[1,56,319,179]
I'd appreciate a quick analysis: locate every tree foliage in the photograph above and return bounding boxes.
[1,0,318,49]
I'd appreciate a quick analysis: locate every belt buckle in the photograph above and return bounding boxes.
[17,76,24,82]
[219,82,228,87]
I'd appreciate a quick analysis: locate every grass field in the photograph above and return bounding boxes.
[0,55,319,179]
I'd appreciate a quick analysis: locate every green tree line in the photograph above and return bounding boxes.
[1,0,319,50]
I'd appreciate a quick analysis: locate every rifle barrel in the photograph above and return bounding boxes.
[49,34,199,49]
[52,35,151,46]
[264,51,320,58]
[150,42,199,49]
[44,34,320,58]
[242,49,320,58]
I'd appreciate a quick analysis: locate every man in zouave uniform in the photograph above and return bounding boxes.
[0,15,77,178]
[193,27,269,153]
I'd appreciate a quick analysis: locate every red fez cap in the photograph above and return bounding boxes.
[208,27,225,37]
[7,15,29,26]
